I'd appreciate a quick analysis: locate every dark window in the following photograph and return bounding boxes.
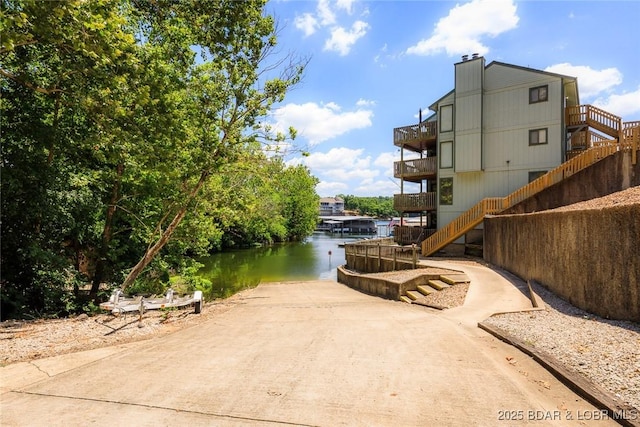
[440,104,453,132]
[440,141,453,168]
[529,85,548,103]
[439,178,453,205]
[529,128,548,145]
[528,171,547,182]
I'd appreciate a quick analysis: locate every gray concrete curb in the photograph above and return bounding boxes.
[478,321,640,427]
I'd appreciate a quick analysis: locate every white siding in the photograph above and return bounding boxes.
[482,63,564,181]
[454,58,484,172]
[431,60,569,239]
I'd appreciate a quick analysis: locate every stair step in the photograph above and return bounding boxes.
[440,274,470,285]
[417,285,434,296]
[406,291,422,301]
[428,279,450,291]
[399,295,413,304]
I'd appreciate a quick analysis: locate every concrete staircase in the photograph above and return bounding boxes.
[400,273,470,307]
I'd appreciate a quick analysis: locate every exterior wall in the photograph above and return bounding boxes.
[484,64,564,175]
[484,205,640,322]
[433,60,570,243]
[485,150,640,322]
[337,266,442,300]
[319,197,344,215]
[454,57,484,172]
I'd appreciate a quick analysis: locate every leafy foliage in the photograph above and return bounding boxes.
[338,195,398,218]
[0,0,316,319]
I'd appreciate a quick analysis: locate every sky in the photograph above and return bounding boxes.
[262,0,640,197]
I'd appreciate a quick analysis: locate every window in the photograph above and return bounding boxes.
[440,141,453,168]
[529,85,548,103]
[439,178,453,205]
[440,104,453,132]
[529,128,548,145]
[528,171,547,182]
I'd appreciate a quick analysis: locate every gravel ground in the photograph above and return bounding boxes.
[0,291,248,366]
[484,280,640,410]
[548,185,640,211]
[482,186,640,410]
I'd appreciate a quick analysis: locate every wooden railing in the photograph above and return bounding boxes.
[566,105,622,139]
[422,198,504,256]
[626,125,640,165]
[393,121,437,147]
[421,141,637,256]
[345,239,420,272]
[394,226,436,245]
[393,192,437,212]
[393,157,437,179]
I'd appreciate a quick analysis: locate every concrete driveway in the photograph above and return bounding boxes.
[1,280,616,426]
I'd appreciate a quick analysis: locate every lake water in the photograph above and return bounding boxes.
[197,226,390,299]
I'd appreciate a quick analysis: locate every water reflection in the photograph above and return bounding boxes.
[196,232,374,299]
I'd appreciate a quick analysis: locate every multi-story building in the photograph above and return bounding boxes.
[393,55,639,255]
[319,197,345,216]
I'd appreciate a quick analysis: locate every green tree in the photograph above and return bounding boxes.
[118,1,306,292]
[1,0,309,317]
[279,163,320,241]
[1,0,141,316]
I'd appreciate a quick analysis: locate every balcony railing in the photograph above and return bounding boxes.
[393,192,437,212]
[393,157,437,180]
[566,105,622,139]
[393,121,437,151]
[394,226,436,246]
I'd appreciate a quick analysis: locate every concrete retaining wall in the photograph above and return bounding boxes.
[504,151,640,215]
[484,204,640,322]
[337,266,440,300]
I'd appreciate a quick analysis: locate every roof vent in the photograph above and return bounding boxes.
[472,53,479,59]
[462,54,469,62]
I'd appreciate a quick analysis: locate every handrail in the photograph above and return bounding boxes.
[422,142,631,256]
[345,241,420,272]
[393,192,437,211]
[393,121,437,146]
[394,157,437,178]
[566,105,622,138]
[421,107,639,256]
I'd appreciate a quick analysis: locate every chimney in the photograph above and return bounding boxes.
[472,53,479,59]
[462,54,469,62]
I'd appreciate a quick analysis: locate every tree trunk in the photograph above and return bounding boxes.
[90,162,124,298]
[120,170,209,292]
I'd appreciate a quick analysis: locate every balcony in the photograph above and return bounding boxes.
[394,157,437,182]
[394,226,436,246]
[393,192,437,213]
[393,121,437,153]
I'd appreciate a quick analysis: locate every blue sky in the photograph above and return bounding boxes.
[263,0,640,197]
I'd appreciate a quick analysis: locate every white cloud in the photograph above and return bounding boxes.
[317,0,336,26]
[336,0,355,14]
[406,0,519,57]
[544,63,623,99]
[324,20,369,56]
[373,152,396,170]
[356,98,376,107]
[304,147,372,176]
[354,179,399,197]
[295,147,384,196]
[293,0,369,56]
[593,87,640,119]
[294,13,319,37]
[269,101,373,145]
[316,181,348,197]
